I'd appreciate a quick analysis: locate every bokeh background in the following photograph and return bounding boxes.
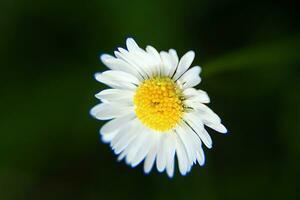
[1,0,299,199]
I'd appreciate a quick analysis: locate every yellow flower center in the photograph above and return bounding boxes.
[133,77,184,132]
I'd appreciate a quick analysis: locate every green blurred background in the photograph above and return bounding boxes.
[1,0,299,199]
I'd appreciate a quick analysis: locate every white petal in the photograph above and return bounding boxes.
[181,122,203,158]
[143,133,159,174]
[101,130,118,143]
[100,54,143,81]
[131,131,154,167]
[173,51,195,80]
[104,70,140,85]
[156,134,168,172]
[177,66,201,89]
[146,46,162,76]
[192,90,210,104]
[100,114,135,135]
[114,50,148,79]
[94,72,137,90]
[95,89,134,104]
[146,46,161,62]
[166,132,176,178]
[160,51,173,76]
[126,38,140,52]
[196,148,205,166]
[113,116,144,163]
[184,112,213,149]
[100,54,114,64]
[185,122,205,166]
[182,88,197,97]
[117,149,127,161]
[146,45,162,76]
[175,134,189,176]
[111,119,142,154]
[176,124,197,163]
[185,102,221,124]
[183,88,210,103]
[113,134,137,155]
[116,48,152,79]
[125,131,149,164]
[205,122,227,134]
[113,130,137,155]
[90,103,133,120]
[130,50,157,77]
[168,49,179,77]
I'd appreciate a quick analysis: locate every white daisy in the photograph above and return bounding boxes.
[90,38,227,177]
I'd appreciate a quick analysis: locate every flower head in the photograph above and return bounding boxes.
[90,38,227,177]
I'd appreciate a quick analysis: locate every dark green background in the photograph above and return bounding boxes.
[1,0,299,199]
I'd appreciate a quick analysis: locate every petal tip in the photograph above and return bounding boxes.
[167,173,174,178]
[94,72,103,82]
[126,37,139,51]
[220,124,228,134]
[199,161,205,166]
[188,50,195,58]
[100,54,109,62]
[126,37,135,42]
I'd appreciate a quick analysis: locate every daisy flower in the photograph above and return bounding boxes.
[90,38,227,177]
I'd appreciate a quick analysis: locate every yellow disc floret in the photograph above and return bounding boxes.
[133,77,184,132]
